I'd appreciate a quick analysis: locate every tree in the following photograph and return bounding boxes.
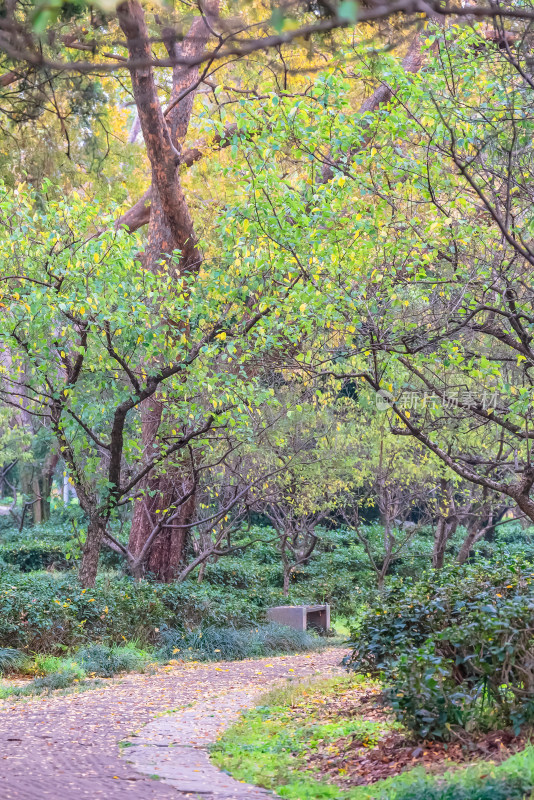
[217,20,534,533]
[0,183,317,584]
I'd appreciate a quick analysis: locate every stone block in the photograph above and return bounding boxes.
[267,604,330,632]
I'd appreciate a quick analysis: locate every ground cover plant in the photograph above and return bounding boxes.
[156,621,325,662]
[212,677,534,800]
[0,642,152,699]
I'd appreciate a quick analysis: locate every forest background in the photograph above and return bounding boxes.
[0,0,533,767]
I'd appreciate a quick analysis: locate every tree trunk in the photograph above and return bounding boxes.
[457,506,507,564]
[283,565,292,596]
[79,518,104,588]
[32,452,59,524]
[432,479,457,568]
[457,520,482,565]
[128,474,195,582]
[432,516,458,568]
[118,0,219,581]
[126,397,194,581]
[377,554,392,591]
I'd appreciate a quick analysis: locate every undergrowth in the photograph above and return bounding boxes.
[157,622,327,662]
[211,677,534,800]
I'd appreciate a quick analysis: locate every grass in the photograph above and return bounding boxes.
[156,622,328,662]
[211,677,534,800]
[0,647,24,673]
[0,643,153,699]
[0,670,98,699]
[76,641,152,677]
[332,616,353,638]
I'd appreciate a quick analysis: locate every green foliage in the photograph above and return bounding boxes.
[213,676,534,800]
[347,559,534,739]
[157,622,325,662]
[0,647,23,674]
[31,653,86,680]
[0,540,68,571]
[0,547,346,653]
[76,643,150,676]
[29,669,81,692]
[0,571,168,651]
[370,750,534,800]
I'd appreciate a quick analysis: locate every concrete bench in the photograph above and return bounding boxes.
[266,604,330,632]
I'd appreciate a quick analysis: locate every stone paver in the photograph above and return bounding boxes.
[0,648,346,799]
[124,688,274,798]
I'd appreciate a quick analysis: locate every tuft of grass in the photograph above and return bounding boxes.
[76,643,151,677]
[30,669,82,692]
[32,654,86,679]
[0,668,88,699]
[157,622,326,662]
[0,647,24,674]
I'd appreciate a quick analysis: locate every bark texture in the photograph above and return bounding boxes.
[117,0,218,580]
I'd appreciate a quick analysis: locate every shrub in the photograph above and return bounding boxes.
[30,669,81,691]
[157,622,325,662]
[0,541,68,572]
[0,647,23,673]
[76,643,150,677]
[347,558,534,739]
[377,748,534,800]
[30,654,86,679]
[0,571,170,651]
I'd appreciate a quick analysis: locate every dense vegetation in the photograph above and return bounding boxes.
[0,0,534,795]
[213,677,534,800]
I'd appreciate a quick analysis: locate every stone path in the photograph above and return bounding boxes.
[124,688,274,798]
[0,648,346,799]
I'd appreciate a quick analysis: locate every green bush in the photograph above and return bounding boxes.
[0,571,169,651]
[0,568,319,653]
[0,646,23,673]
[76,643,150,676]
[378,749,534,800]
[30,669,81,691]
[347,558,534,739]
[157,622,325,662]
[0,541,68,571]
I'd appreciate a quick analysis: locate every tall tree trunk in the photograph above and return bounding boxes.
[118,0,218,580]
[456,519,483,565]
[79,517,103,588]
[283,564,292,596]
[457,506,507,564]
[32,451,59,524]
[432,479,457,568]
[432,515,458,568]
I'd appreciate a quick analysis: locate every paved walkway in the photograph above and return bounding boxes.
[0,648,346,799]
[124,688,275,798]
